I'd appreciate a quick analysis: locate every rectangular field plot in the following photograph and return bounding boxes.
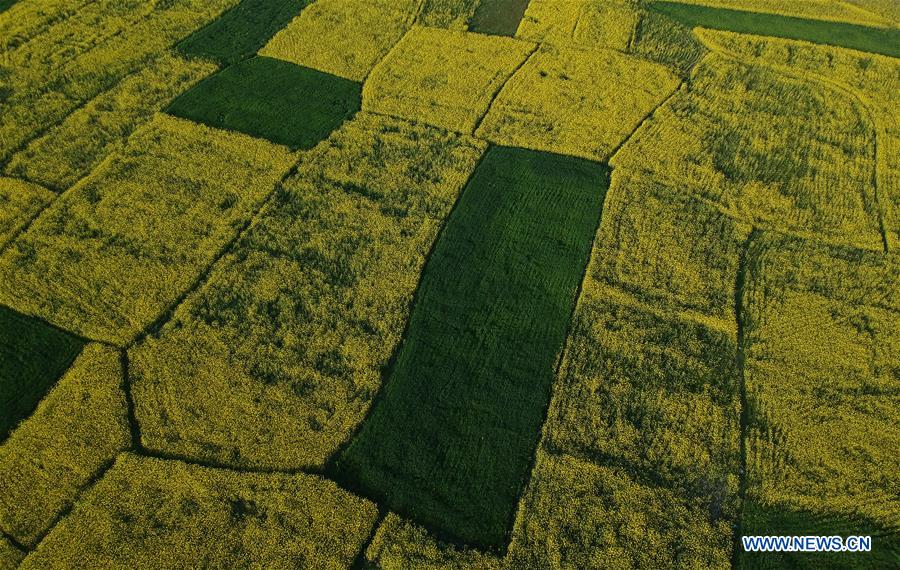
[0,344,128,546]
[19,454,379,569]
[167,56,361,149]
[177,0,313,65]
[612,53,884,251]
[469,0,532,36]
[335,147,610,548]
[740,234,900,567]
[130,113,486,470]
[653,0,894,27]
[696,30,900,251]
[651,1,900,57]
[0,114,295,345]
[516,0,639,51]
[259,0,421,81]
[0,0,237,165]
[477,44,680,161]
[363,26,535,133]
[0,306,84,443]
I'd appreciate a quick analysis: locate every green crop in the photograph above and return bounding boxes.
[336,147,610,548]
[469,0,531,36]
[177,0,313,66]
[651,1,900,57]
[167,56,361,149]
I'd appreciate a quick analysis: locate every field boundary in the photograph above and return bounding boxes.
[472,43,540,134]
[731,226,759,567]
[322,144,492,480]
[608,80,686,162]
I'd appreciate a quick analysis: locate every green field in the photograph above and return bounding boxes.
[177,0,313,65]
[0,307,84,442]
[166,56,361,149]
[335,147,609,548]
[469,0,532,36]
[1,0,897,567]
[651,1,900,58]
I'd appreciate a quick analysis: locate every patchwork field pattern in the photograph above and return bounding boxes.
[0,0,898,567]
[613,53,884,251]
[176,0,314,65]
[652,1,900,57]
[0,115,296,345]
[0,307,84,443]
[335,148,609,548]
[5,54,217,191]
[0,0,238,165]
[516,0,640,51]
[658,0,895,26]
[131,113,486,469]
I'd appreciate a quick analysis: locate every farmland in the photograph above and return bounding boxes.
[1,0,898,568]
[335,148,609,548]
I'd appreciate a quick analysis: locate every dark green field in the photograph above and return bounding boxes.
[651,1,900,58]
[0,0,15,14]
[335,147,609,548]
[177,0,313,65]
[0,307,84,442]
[166,56,360,149]
[469,0,532,37]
